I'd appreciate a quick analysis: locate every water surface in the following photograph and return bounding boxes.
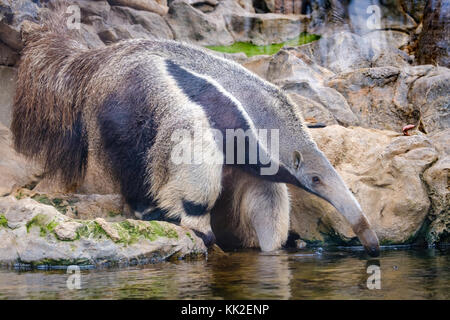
[0,247,448,299]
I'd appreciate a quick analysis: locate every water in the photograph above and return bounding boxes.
[0,247,448,300]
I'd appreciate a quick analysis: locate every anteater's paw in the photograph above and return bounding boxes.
[194,230,216,248]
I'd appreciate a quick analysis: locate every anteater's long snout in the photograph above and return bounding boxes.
[352,216,380,257]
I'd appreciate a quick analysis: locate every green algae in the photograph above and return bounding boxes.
[206,33,321,57]
[0,214,8,228]
[31,194,72,214]
[73,219,178,245]
[114,220,179,245]
[26,214,60,237]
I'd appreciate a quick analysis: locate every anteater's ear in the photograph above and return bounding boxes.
[293,151,303,170]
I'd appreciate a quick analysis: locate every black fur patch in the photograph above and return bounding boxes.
[194,230,216,247]
[98,68,158,213]
[182,199,209,216]
[166,60,299,184]
[142,207,180,224]
[166,60,250,134]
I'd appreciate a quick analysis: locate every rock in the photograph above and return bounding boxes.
[54,221,83,241]
[0,41,18,66]
[416,0,450,67]
[0,66,15,127]
[14,190,125,221]
[408,67,450,134]
[365,30,411,50]
[94,217,121,241]
[295,31,410,74]
[287,93,338,126]
[0,0,40,51]
[0,196,206,267]
[240,54,272,79]
[327,65,450,133]
[71,0,112,20]
[282,82,359,127]
[400,0,427,23]
[166,0,234,45]
[224,12,307,46]
[267,47,334,84]
[109,5,173,40]
[241,46,357,127]
[0,124,42,197]
[423,129,450,244]
[109,0,169,16]
[307,0,416,36]
[289,125,440,245]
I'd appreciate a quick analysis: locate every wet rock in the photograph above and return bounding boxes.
[290,125,441,245]
[0,196,206,267]
[416,0,450,67]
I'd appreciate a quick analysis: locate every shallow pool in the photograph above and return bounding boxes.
[0,247,448,299]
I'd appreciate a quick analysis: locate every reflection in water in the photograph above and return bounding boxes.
[0,248,448,299]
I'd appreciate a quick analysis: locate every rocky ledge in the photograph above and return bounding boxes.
[0,196,206,268]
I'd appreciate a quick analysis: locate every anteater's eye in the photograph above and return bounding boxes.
[312,176,321,184]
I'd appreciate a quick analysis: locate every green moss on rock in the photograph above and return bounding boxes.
[0,214,8,228]
[26,214,59,237]
[31,194,71,214]
[114,220,178,245]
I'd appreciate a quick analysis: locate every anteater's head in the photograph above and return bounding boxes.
[275,96,380,257]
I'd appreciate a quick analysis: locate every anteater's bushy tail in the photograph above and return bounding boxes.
[12,1,90,186]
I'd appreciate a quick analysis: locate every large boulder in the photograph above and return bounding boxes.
[290,125,445,245]
[0,196,206,267]
[327,65,450,134]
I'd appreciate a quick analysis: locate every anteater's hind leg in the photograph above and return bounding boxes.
[215,167,290,251]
